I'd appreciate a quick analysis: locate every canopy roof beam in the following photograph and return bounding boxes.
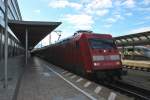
[8,20,61,50]
[114,31,150,47]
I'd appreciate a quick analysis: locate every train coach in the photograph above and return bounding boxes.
[32,30,123,80]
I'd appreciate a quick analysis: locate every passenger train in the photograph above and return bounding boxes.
[32,30,123,81]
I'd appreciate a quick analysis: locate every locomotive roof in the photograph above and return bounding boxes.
[32,32,113,52]
[50,32,112,45]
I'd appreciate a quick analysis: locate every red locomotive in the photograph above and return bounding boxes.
[32,30,122,80]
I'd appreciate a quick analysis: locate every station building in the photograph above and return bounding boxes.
[0,0,22,60]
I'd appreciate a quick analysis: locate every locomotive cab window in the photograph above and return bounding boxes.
[89,38,116,49]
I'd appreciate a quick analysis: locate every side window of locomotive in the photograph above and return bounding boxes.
[76,41,80,48]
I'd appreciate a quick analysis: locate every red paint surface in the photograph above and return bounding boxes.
[33,32,122,74]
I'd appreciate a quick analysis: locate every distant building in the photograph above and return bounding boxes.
[0,0,22,26]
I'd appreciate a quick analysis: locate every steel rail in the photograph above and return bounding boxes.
[98,80,150,100]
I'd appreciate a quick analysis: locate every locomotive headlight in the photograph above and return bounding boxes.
[110,55,120,60]
[116,61,120,65]
[93,56,104,61]
[93,62,101,66]
[94,62,98,66]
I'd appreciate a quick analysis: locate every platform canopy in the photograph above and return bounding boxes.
[8,20,61,50]
[114,31,150,47]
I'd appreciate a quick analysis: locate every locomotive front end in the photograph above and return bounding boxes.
[88,36,122,80]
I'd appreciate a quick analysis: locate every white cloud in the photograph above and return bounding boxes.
[22,17,32,21]
[42,34,50,46]
[138,7,150,12]
[107,18,117,23]
[48,0,68,8]
[104,24,112,28]
[125,12,132,16]
[80,0,91,4]
[134,16,150,25]
[143,0,150,5]
[69,3,82,10]
[107,14,123,23]
[114,14,123,19]
[41,32,61,46]
[84,0,112,15]
[64,14,94,29]
[48,0,82,10]
[145,16,150,20]
[104,14,123,28]
[51,30,72,43]
[123,0,135,8]
[96,9,109,16]
[33,10,41,13]
[50,32,59,43]
[128,26,150,34]
[114,0,122,6]
[86,0,112,10]
[135,21,146,25]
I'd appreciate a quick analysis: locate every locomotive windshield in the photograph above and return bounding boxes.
[89,38,116,49]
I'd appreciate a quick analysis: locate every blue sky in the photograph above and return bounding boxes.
[18,0,150,45]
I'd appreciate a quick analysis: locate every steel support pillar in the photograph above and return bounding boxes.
[4,0,8,88]
[0,29,2,61]
[122,46,125,59]
[132,45,135,60]
[25,28,28,64]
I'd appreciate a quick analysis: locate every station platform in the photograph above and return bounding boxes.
[0,56,131,100]
[16,57,91,100]
[121,60,150,91]
[122,60,150,71]
[0,56,25,100]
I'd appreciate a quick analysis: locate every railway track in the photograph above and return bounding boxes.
[123,65,150,72]
[122,60,150,72]
[98,80,150,100]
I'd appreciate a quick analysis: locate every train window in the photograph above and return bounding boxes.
[76,41,80,48]
[136,48,141,52]
[89,38,116,49]
[2,34,4,43]
[143,48,150,52]
[8,38,11,46]
[127,48,134,51]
